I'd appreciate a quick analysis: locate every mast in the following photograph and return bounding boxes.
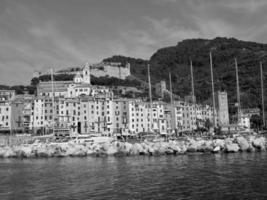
[148,64,153,131]
[210,52,216,127]
[190,60,195,104]
[190,59,197,130]
[260,61,265,128]
[51,68,55,135]
[169,73,173,105]
[234,58,241,124]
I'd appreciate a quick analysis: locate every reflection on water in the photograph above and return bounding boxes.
[0,153,267,200]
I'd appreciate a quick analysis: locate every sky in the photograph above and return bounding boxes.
[1,0,267,85]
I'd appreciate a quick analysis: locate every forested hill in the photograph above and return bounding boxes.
[104,37,267,111]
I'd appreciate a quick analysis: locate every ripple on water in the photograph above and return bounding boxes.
[0,153,267,200]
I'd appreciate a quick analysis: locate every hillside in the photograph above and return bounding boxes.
[104,37,267,113]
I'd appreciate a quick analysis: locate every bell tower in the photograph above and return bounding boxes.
[83,62,91,84]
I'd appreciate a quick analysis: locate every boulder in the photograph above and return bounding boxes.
[236,137,250,151]
[225,143,239,153]
[252,137,266,150]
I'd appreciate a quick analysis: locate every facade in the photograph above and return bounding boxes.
[155,81,167,98]
[0,101,11,132]
[0,90,15,101]
[239,113,251,129]
[37,81,71,97]
[216,91,229,126]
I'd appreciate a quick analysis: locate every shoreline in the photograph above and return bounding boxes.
[0,134,266,159]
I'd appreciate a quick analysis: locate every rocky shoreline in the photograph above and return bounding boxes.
[0,135,266,158]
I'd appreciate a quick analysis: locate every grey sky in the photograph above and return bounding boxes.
[0,0,267,85]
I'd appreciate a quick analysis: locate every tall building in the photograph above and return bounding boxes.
[216,91,229,126]
[0,101,11,132]
[155,81,166,98]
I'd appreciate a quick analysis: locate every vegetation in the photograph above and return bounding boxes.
[104,37,267,116]
[250,114,263,130]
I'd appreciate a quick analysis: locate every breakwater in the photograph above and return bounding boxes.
[0,134,266,158]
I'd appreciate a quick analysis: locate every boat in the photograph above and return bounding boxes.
[69,132,116,144]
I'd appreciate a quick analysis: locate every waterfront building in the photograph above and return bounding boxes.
[32,97,45,133]
[216,91,229,126]
[0,101,11,132]
[10,96,31,133]
[239,113,251,129]
[112,99,129,135]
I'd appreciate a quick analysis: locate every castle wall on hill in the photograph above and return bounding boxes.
[33,62,131,80]
[91,63,130,79]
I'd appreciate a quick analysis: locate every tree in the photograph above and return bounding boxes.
[250,114,262,131]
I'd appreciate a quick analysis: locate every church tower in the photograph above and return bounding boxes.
[83,62,91,84]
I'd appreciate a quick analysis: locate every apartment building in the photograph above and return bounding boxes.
[0,101,11,132]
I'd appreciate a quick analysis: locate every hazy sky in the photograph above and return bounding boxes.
[1,0,267,85]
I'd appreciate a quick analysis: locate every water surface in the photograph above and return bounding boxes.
[0,153,267,200]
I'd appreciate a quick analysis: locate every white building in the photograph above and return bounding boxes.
[0,101,11,131]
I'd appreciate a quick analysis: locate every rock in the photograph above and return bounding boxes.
[225,143,240,153]
[213,139,225,150]
[236,137,250,151]
[212,146,221,153]
[252,137,266,150]
[130,143,143,155]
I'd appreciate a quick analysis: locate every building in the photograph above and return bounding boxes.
[73,63,91,84]
[184,94,196,104]
[37,81,71,97]
[0,90,15,101]
[0,101,11,132]
[239,113,251,129]
[216,91,229,126]
[155,81,167,98]
[67,84,112,98]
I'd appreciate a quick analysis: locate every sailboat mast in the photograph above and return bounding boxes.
[260,61,265,128]
[190,60,195,104]
[190,60,197,130]
[148,64,153,131]
[51,68,55,135]
[235,58,241,124]
[169,73,173,105]
[210,52,216,127]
